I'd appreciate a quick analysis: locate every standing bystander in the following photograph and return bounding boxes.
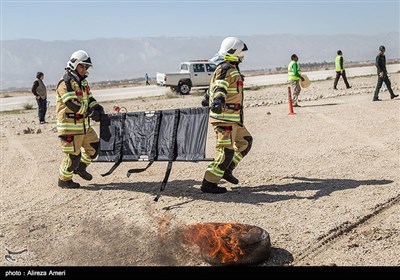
[288,54,305,107]
[31,72,47,124]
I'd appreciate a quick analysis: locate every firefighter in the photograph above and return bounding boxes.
[200,37,253,194]
[55,50,104,188]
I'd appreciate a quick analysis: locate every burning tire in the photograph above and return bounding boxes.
[183,222,271,266]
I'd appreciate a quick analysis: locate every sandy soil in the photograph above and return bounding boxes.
[1,74,399,268]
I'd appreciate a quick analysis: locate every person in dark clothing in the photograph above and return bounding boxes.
[333,50,351,90]
[31,71,47,124]
[373,45,398,101]
[145,73,150,85]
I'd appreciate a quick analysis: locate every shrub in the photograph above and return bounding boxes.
[22,102,34,110]
[165,91,179,99]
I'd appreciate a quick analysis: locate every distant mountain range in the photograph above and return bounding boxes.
[1,33,399,90]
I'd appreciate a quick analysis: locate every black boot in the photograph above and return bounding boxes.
[201,179,227,194]
[391,94,399,99]
[222,170,239,185]
[58,179,80,189]
[74,163,93,181]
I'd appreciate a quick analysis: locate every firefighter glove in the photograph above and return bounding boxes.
[85,107,101,122]
[210,95,225,114]
[201,92,210,107]
[94,104,105,115]
[201,98,209,107]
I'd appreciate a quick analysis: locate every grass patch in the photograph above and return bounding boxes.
[22,102,34,110]
[165,91,180,99]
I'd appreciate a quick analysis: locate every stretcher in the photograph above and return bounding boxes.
[95,106,211,201]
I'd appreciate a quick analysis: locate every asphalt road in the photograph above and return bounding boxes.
[1,64,399,111]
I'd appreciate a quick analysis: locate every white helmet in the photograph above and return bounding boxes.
[66,50,93,70]
[218,37,248,62]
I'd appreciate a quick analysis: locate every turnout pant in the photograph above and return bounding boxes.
[58,127,99,181]
[204,122,253,184]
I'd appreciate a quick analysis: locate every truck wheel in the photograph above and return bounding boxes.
[178,82,191,95]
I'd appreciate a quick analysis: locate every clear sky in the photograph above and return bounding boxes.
[1,0,399,41]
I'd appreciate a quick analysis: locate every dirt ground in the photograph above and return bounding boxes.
[1,73,399,269]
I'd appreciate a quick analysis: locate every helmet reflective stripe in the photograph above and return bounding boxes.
[66,50,93,70]
[224,55,240,62]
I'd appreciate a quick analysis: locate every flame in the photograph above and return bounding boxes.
[182,223,252,264]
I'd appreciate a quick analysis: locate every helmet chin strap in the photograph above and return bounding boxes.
[69,69,87,81]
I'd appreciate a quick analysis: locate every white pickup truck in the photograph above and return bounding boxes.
[156,60,216,95]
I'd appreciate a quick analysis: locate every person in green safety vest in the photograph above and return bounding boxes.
[333,50,352,90]
[287,54,304,107]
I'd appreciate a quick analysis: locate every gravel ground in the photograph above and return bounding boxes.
[1,73,399,268]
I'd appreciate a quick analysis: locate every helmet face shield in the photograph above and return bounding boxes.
[80,56,93,68]
[237,51,246,62]
[66,50,93,70]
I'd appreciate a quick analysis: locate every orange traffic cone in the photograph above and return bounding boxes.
[288,86,296,115]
